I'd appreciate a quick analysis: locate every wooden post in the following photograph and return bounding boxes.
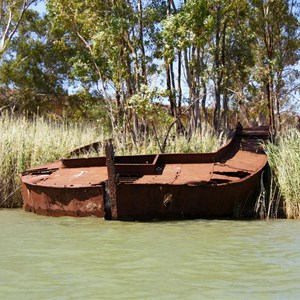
[105,139,117,220]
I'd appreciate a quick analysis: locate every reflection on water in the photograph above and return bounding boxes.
[1,210,300,299]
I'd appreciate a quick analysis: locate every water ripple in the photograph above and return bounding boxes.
[1,210,300,299]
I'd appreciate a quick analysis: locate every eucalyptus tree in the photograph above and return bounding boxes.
[203,0,261,131]
[0,0,37,57]
[47,0,166,141]
[162,0,210,133]
[249,0,299,135]
[212,0,256,128]
[0,9,72,112]
[162,0,256,132]
[162,0,182,131]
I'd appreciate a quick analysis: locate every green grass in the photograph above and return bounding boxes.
[265,129,300,219]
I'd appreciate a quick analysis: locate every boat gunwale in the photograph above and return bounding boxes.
[21,126,269,188]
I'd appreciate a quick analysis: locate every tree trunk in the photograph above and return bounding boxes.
[213,4,222,132]
[176,49,185,134]
[201,77,208,128]
[138,0,147,84]
[166,63,176,118]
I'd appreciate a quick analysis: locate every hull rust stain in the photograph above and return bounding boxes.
[21,125,270,220]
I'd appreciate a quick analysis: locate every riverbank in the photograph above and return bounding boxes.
[0,114,224,208]
[1,114,299,218]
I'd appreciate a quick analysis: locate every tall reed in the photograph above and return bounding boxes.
[0,113,102,207]
[111,126,226,156]
[266,129,300,218]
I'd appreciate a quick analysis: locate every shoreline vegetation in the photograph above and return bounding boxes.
[265,130,300,219]
[1,113,299,219]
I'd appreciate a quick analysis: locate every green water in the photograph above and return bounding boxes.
[1,210,300,299]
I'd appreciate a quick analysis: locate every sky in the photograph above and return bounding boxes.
[33,1,46,15]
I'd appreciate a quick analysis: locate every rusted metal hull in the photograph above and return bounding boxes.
[21,160,105,218]
[22,184,104,217]
[111,170,264,221]
[21,125,270,220]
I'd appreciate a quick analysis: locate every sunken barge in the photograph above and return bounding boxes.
[21,125,270,221]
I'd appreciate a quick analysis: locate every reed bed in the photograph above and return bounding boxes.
[112,126,225,156]
[0,113,102,207]
[266,129,300,219]
[0,114,225,208]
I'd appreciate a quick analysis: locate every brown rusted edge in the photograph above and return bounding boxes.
[68,141,102,157]
[105,139,117,220]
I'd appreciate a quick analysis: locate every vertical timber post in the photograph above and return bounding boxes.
[105,139,118,220]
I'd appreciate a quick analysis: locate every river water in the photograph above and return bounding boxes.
[1,209,300,299]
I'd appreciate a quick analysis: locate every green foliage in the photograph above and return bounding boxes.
[128,84,171,124]
[249,0,300,130]
[0,0,299,134]
[0,10,72,112]
[66,90,109,123]
[0,0,38,57]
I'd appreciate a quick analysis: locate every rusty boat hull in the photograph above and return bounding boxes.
[21,126,270,221]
